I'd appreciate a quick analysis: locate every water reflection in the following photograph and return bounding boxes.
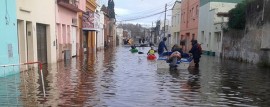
[0,46,270,106]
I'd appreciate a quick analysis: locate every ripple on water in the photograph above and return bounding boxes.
[0,47,270,106]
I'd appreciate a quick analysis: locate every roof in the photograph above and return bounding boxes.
[172,1,181,10]
[200,0,243,7]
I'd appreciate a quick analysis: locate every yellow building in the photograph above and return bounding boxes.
[80,0,97,54]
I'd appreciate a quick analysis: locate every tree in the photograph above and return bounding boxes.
[228,1,248,30]
[108,0,115,19]
[118,23,146,38]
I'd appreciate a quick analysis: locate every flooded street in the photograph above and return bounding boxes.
[1,46,270,107]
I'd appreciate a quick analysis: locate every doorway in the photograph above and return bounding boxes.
[36,24,48,64]
[71,26,77,57]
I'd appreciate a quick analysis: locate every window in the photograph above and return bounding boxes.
[172,17,174,27]
[192,8,194,17]
[177,15,180,24]
[181,13,183,22]
[201,31,205,43]
[196,5,199,15]
[190,10,192,18]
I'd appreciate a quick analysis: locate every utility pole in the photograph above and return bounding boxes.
[164,3,167,38]
[151,22,153,43]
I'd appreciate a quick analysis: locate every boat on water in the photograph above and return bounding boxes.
[130,48,139,53]
[147,54,156,60]
[157,56,192,70]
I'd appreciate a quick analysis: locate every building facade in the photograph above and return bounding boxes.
[198,0,242,56]
[171,1,181,46]
[96,0,105,50]
[101,5,110,48]
[56,0,85,61]
[82,0,97,53]
[180,0,200,52]
[0,0,19,76]
[17,0,57,64]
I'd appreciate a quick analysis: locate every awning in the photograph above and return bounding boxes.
[82,28,100,31]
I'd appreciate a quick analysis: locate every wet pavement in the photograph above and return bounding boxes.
[1,46,270,107]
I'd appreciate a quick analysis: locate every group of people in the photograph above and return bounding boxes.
[139,38,145,44]
[156,37,202,69]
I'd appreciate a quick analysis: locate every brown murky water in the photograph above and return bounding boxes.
[1,46,270,107]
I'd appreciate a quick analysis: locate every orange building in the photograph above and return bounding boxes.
[180,0,200,52]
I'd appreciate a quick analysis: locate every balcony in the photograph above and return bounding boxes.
[57,0,83,12]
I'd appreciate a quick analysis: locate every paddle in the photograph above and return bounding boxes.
[138,52,144,54]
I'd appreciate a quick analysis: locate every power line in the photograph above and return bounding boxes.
[117,4,174,21]
[117,9,172,22]
[118,11,165,22]
[117,1,175,19]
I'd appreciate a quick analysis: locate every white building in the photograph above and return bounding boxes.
[170,1,181,46]
[159,20,171,47]
[17,0,57,64]
[198,0,242,56]
[116,28,124,45]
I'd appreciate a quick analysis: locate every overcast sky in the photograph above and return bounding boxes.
[100,0,175,27]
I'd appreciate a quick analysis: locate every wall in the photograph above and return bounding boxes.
[222,0,270,65]
[17,0,56,64]
[0,0,19,76]
[198,2,238,56]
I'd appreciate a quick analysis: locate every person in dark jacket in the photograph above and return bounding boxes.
[158,37,168,56]
[189,40,201,67]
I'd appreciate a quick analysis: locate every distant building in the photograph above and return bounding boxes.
[116,28,124,45]
[101,5,110,48]
[159,20,171,46]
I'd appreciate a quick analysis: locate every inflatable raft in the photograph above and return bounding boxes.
[130,49,138,53]
[147,54,156,60]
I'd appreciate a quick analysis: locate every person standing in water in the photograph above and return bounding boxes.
[189,40,202,67]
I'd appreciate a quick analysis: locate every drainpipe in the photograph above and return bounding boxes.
[261,0,265,49]
[262,0,265,21]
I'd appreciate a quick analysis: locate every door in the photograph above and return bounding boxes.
[215,32,221,52]
[36,24,47,64]
[72,27,77,57]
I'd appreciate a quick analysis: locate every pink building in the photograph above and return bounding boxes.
[56,0,85,61]
[180,0,200,52]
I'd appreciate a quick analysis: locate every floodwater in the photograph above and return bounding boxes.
[1,46,270,107]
